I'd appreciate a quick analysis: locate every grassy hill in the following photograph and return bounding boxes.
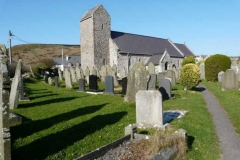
[11,44,80,66]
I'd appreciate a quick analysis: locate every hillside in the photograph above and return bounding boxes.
[11,44,80,66]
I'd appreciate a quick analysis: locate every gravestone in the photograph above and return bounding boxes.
[148,62,155,74]
[222,69,238,91]
[122,77,127,95]
[124,62,149,103]
[165,70,176,86]
[0,51,12,159]
[44,72,49,84]
[95,67,101,78]
[58,68,63,81]
[89,75,98,91]
[48,77,53,85]
[200,63,205,79]
[19,67,30,101]
[104,76,114,94]
[101,65,107,82]
[136,90,163,128]
[172,68,180,82]
[218,71,224,82]
[91,67,97,76]
[119,66,127,79]
[159,78,172,100]
[106,65,119,86]
[10,59,23,109]
[64,69,73,89]
[75,66,84,80]
[157,72,165,83]
[85,67,90,84]
[55,76,59,87]
[78,79,85,92]
[70,67,77,82]
[147,74,157,90]
[112,64,117,74]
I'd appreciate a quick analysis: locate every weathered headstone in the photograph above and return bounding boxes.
[119,66,127,79]
[124,62,149,103]
[159,78,172,100]
[58,68,63,81]
[222,69,238,91]
[106,65,119,86]
[104,76,114,94]
[218,71,224,82]
[85,67,90,84]
[147,74,157,90]
[95,67,101,78]
[101,65,107,82]
[48,77,53,85]
[89,75,98,91]
[70,67,77,82]
[136,90,163,128]
[122,77,127,95]
[148,62,155,74]
[157,72,165,83]
[19,69,30,101]
[165,70,176,86]
[75,66,83,80]
[0,51,11,159]
[172,68,180,82]
[112,64,117,74]
[91,67,97,76]
[10,59,23,109]
[78,79,85,92]
[64,69,73,89]
[200,63,205,79]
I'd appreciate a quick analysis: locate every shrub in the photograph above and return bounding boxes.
[205,54,231,82]
[180,64,200,90]
[181,56,195,67]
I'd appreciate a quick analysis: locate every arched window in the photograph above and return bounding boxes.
[165,62,168,70]
[103,59,105,65]
[139,58,141,62]
[172,64,176,69]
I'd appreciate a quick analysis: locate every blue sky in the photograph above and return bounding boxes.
[1,0,240,56]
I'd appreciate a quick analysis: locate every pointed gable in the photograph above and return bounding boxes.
[111,31,183,58]
[80,5,101,22]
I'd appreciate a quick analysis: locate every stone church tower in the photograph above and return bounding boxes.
[80,5,111,70]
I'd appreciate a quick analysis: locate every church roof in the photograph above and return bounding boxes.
[80,5,101,22]
[174,43,195,56]
[147,54,163,65]
[53,56,80,65]
[111,31,184,58]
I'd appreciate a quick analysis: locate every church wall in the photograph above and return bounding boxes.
[109,38,118,67]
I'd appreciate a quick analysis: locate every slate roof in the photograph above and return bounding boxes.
[174,43,195,56]
[111,31,183,58]
[147,54,163,65]
[80,5,100,22]
[53,56,80,65]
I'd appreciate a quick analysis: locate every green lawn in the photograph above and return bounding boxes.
[10,78,220,160]
[202,80,240,136]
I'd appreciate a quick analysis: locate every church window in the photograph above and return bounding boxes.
[102,24,103,30]
[103,59,105,65]
[165,62,168,70]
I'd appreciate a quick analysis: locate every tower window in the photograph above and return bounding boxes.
[102,24,103,30]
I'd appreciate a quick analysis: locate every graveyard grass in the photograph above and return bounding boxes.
[10,78,220,160]
[202,80,240,136]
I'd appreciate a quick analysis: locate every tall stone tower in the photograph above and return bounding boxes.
[80,5,111,70]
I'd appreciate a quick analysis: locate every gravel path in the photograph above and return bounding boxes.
[199,84,240,160]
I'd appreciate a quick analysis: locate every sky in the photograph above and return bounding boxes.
[0,0,240,56]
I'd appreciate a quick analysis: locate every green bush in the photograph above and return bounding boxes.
[181,56,195,67]
[180,64,200,90]
[205,54,231,82]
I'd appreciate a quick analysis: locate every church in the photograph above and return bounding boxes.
[80,5,195,74]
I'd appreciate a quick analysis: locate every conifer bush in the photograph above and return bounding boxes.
[181,56,195,67]
[205,54,231,82]
[180,64,200,90]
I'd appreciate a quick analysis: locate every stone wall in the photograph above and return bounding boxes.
[109,38,118,67]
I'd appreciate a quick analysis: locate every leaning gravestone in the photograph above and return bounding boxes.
[165,70,176,86]
[85,67,90,84]
[222,69,238,91]
[172,68,180,82]
[159,78,172,100]
[0,50,11,159]
[58,68,63,81]
[218,71,224,82]
[64,69,73,89]
[70,67,77,82]
[124,62,149,103]
[200,63,205,79]
[147,74,157,90]
[89,75,98,91]
[101,65,107,82]
[104,76,114,94]
[136,90,163,128]
[10,59,23,109]
[148,62,155,74]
